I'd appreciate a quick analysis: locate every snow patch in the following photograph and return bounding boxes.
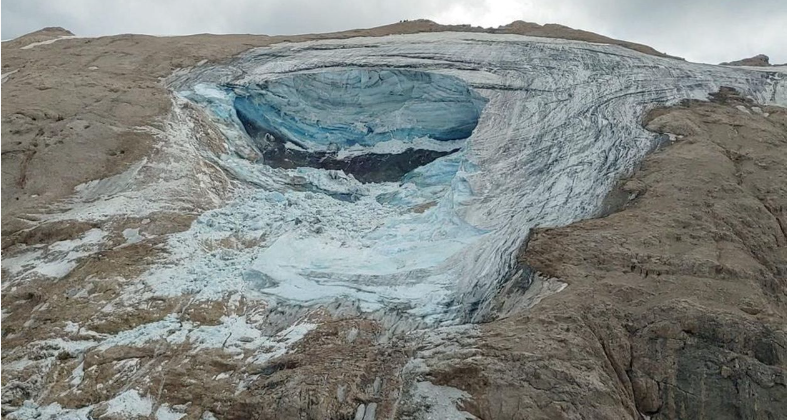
[2,68,19,83]
[103,390,153,418]
[20,36,78,50]
[412,381,477,420]
[6,402,92,420]
[122,228,144,245]
[1,229,107,282]
[155,404,186,420]
[69,361,85,386]
[93,313,317,362]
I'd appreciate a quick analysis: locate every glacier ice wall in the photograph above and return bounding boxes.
[194,69,487,183]
[163,32,783,324]
[234,69,487,150]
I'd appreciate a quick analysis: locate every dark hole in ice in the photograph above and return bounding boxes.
[230,68,487,182]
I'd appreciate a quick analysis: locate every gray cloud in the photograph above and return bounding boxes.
[2,0,785,64]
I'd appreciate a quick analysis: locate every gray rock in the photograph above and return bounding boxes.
[362,403,377,420]
[354,404,365,420]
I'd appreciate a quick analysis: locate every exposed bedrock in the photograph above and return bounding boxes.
[235,138,457,184]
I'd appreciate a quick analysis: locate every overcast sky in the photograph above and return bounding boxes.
[2,0,785,64]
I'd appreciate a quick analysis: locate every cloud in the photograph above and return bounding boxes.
[2,0,785,64]
[427,0,787,63]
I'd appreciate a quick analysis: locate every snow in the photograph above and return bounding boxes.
[6,402,93,420]
[20,36,78,50]
[32,338,99,356]
[122,228,144,245]
[69,361,85,386]
[2,250,45,277]
[2,68,19,83]
[75,159,147,200]
[155,404,186,420]
[1,229,107,283]
[725,64,787,74]
[4,358,36,371]
[93,313,316,362]
[7,388,180,420]
[335,136,465,159]
[103,390,153,417]
[412,381,477,420]
[63,321,80,334]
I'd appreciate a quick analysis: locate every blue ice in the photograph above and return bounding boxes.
[230,69,488,151]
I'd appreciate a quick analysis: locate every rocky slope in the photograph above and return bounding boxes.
[721,54,773,67]
[469,88,787,419]
[2,21,786,420]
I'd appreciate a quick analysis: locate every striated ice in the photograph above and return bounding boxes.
[232,69,487,151]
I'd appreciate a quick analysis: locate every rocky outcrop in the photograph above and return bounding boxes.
[8,27,75,46]
[721,54,771,66]
[494,20,677,59]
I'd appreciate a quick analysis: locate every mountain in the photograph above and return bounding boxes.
[2,21,786,420]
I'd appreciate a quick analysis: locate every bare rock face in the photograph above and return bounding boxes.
[721,54,771,66]
[2,20,785,420]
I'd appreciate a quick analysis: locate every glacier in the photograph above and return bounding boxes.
[159,32,783,325]
[192,69,487,183]
[232,69,487,150]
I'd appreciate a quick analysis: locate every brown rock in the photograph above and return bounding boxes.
[721,54,771,67]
